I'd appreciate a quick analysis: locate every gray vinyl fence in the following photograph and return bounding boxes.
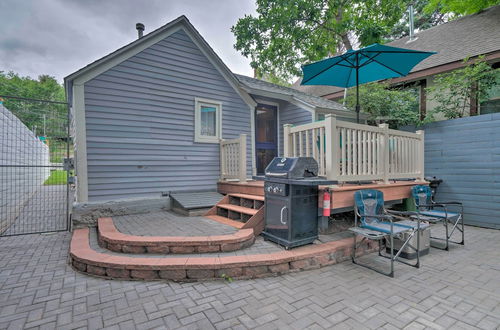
[0,104,50,231]
[415,113,500,229]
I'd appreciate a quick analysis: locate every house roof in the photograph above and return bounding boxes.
[292,4,500,97]
[64,15,256,108]
[236,74,350,113]
[65,14,349,115]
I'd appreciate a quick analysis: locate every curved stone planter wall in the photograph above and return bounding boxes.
[71,228,377,282]
[97,217,255,254]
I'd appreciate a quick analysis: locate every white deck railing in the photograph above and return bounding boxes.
[284,115,424,183]
[220,134,247,183]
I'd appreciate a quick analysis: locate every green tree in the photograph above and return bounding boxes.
[344,82,421,128]
[0,71,67,146]
[424,0,500,15]
[0,71,64,101]
[385,0,448,40]
[426,57,498,119]
[232,0,412,82]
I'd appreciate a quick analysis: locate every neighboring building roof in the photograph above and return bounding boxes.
[387,4,500,71]
[293,5,500,97]
[236,74,352,114]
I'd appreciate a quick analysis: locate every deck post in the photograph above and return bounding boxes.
[325,114,338,181]
[283,124,293,157]
[219,138,225,181]
[416,130,425,181]
[239,134,247,183]
[379,123,390,184]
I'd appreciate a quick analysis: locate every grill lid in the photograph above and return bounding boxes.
[264,157,318,179]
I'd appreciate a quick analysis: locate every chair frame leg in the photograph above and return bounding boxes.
[351,228,420,278]
[430,214,464,250]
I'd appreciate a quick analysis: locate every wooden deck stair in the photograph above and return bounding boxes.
[205,193,265,235]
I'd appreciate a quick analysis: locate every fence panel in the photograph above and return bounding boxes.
[0,96,70,236]
[409,114,500,229]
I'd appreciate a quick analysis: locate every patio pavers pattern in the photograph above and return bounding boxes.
[112,211,238,237]
[0,225,499,329]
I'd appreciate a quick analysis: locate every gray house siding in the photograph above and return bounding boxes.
[278,103,312,155]
[419,113,500,229]
[83,29,252,202]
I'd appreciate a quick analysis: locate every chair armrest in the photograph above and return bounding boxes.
[436,201,462,205]
[387,209,419,216]
[418,203,446,208]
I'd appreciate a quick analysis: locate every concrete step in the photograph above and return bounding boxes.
[97,217,254,254]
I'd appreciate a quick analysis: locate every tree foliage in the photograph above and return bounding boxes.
[424,0,500,16]
[426,57,498,119]
[0,71,67,138]
[232,0,411,82]
[0,71,64,102]
[344,82,421,128]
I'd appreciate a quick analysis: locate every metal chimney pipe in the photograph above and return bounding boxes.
[408,5,415,41]
[136,23,145,39]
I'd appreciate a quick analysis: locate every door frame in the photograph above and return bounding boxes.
[254,100,280,175]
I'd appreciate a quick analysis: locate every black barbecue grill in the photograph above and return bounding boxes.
[262,157,337,249]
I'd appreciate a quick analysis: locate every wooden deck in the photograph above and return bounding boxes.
[218,180,425,211]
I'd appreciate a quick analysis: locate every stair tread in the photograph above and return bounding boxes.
[229,193,265,201]
[205,215,245,229]
[217,204,258,215]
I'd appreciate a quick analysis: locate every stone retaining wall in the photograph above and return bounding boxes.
[71,228,377,282]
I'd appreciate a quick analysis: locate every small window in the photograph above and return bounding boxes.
[194,98,221,143]
[316,112,326,121]
[480,69,500,114]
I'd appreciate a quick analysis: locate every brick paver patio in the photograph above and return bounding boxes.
[112,211,238,237]
[1,225,499,329]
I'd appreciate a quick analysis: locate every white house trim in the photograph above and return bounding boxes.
[72,83,88,202]
[194,97,222,143]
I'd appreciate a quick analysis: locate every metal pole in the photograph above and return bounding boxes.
[355,53,360,123]
[409,5,415,41]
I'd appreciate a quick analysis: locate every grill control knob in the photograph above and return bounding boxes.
[273,187,279,193]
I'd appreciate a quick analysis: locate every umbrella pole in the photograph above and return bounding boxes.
[355,63,360,124]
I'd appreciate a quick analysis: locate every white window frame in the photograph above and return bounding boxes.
[194,97,222,143]
[314,111,328,121]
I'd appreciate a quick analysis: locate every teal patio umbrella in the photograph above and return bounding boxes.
[301,43,436,123]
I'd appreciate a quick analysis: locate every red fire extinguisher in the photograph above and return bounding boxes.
[323,189,331,217]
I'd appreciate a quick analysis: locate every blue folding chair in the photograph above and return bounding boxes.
[411,185,464,250]
[349,189,428,277]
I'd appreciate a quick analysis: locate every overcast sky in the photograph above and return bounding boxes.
[0,0,256,83]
